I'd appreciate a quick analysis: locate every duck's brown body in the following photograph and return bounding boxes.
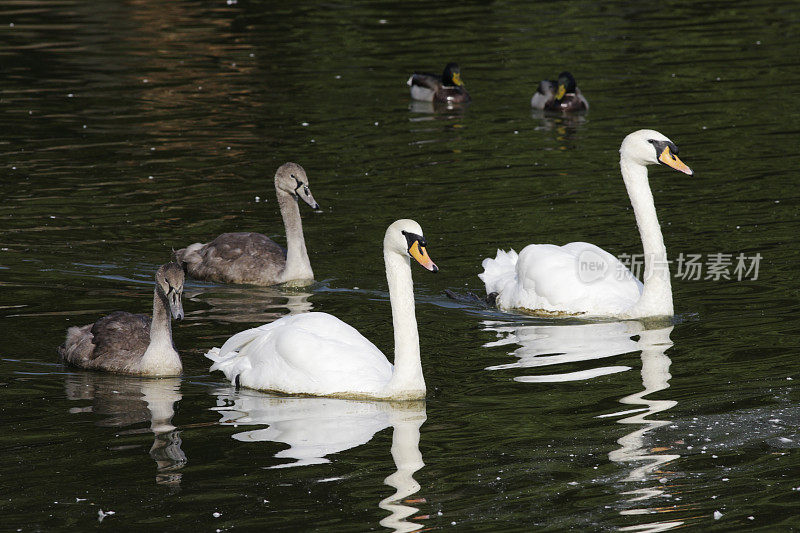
[407,62,470,104]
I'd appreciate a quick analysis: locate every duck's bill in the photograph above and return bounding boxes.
[409,241,439,272]
[452,72,463,87]
[555,84,566,100]
[658,147,693,175]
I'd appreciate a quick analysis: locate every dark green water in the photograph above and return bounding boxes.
[2,1,800,530]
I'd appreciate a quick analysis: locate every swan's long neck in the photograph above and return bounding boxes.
[139,287,181,374]
[277,190,313,283]
[620,157,673,318]
[383,251,425,398]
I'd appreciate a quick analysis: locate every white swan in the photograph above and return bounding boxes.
[205,219,438,400]
[480,129,692,319]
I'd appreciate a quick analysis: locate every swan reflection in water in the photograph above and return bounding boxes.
[184,285,312,323]
[483,320,682,530]
[64,373,186,486]
[482,319,639,381]
[211,389,427,532]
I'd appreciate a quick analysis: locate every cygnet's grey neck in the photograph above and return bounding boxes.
[277,189,313,283]
[139,285,181,374]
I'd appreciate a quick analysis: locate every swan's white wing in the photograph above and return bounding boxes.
[206,312,393,397]
[482,242,642,316]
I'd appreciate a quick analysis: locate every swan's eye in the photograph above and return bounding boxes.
[402,230,425,251]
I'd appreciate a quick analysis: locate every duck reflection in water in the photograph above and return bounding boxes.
[408,99,469,119]
[529,109,586,148]
[64,373,186,487]
[483,319,681,530]
[184,285,312,324]
[211,389,427,532]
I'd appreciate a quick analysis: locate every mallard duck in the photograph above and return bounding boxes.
[407,62,470,103]
[58,263,185,376]
[174,162,318,287]
[531,71,588,112]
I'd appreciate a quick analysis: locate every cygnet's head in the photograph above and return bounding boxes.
[274,162,320,209]
[156,262,185,321]
[620,129,693,175]
[384,219,439,272]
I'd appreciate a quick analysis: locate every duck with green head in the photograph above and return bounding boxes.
[407,62,471,104]
[531,71,588,112]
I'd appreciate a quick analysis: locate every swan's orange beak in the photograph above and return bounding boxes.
[409,241,438,272]
[658,146,693,176]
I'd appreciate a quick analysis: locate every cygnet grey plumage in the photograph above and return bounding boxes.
[58,263,185,376]
[174,162,319,286]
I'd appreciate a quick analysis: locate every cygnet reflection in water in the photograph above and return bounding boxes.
[64,373,186,487]
[211,389,427,532]
[184,285,313,324]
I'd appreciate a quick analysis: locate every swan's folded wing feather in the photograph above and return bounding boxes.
[208,313,393,396]
[512,242,642,313]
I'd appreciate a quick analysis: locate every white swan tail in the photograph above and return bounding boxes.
[479,249,518,295]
